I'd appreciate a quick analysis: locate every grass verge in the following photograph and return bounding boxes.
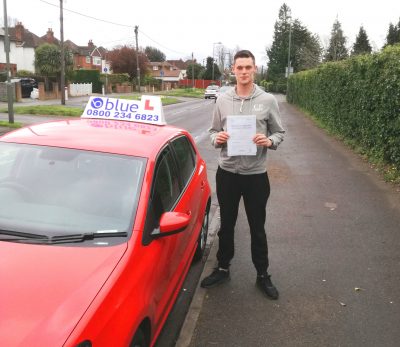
[0,121,23,128]
[157,88,205,98]
[0,105,83,117]
[0,95,182,116]
[117,95,180,105]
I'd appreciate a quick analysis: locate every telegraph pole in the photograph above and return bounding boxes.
[3,0,14,123]
[134,26,140,91]
[191,52,194,89]
[60,0,65,105]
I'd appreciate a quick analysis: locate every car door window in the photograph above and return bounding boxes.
[152,146,180,222]
[143,146,181,245]
[170,136,196,187]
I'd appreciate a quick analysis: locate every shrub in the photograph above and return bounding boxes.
[287,44,400,170]
[69,69,102,93]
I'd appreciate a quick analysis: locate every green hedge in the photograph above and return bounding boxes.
[69,69,102,93]
[99,73,130,85]
[287,44,400,169]
[260,79,287,94]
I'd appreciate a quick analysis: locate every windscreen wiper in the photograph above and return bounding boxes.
[0,229,48,241]
[48,231,128,244]
[0,229,127,244]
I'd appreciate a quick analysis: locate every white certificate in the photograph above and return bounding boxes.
[226,115,257,156]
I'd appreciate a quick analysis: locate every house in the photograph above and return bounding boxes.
[41,28,108,72]
[0,23,109,75]
[148,61,184,89]
[166,59,196,79]
[65,39,109,72]
[0,22,45,74]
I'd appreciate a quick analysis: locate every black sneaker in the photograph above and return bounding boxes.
[200,267,230,288]
[256,273,279,300]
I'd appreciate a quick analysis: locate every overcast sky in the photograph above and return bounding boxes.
[4,0,400,67]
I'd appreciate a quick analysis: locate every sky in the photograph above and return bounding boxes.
[4,0,400,68]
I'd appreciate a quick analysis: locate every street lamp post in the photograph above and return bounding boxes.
[212,42,222,83]
[134,26,140,91]
[286,21,292,93]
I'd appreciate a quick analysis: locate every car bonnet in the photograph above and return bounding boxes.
[0,241,127,346]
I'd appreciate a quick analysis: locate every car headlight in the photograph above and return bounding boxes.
[76,341,92,347]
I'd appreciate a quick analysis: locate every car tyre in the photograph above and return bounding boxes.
[193,208,209,261]
[130,328,147,347]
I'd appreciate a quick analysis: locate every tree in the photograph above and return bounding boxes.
[351,26,372,55]
[34,43,73,87]
[324,19,348,62]
[384,21,400,47]
[186,62,205,79]
[267,3,322,81]
[397,18,400,43]
[145,46,166,62]
[296,34,322,71]
[266,3,292,81]
[202,57,221,80]
[107,45,149,81]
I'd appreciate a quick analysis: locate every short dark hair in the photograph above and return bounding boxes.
[233,50,256,64]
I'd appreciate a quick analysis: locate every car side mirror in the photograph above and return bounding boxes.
[150,211,190,239]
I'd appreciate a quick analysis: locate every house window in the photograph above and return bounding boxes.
[86,56,91,64]
[153,66,158,71]
[93,57,102,66]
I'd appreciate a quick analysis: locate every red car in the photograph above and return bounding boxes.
[0,106,211,346]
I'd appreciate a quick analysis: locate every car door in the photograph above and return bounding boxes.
[169,135,201,262]
[142,144,183,327]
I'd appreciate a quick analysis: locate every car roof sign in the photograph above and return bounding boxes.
[81,95,166,125]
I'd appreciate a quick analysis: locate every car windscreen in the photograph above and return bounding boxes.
[0,143,146,244]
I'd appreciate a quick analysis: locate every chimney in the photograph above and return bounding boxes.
[15,22,24,43]
[46,28,54,44]
[88,40,94,49]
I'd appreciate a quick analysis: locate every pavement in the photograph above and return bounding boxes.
[176,95,400,347]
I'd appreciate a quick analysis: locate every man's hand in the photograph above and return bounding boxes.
[215,131,230,145]
[253,133,273,147]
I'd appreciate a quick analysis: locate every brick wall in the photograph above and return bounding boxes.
[179,79,221,88]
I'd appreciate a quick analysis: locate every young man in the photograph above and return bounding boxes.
[201,50,285,299]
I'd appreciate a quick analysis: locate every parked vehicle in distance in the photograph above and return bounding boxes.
[215,86,233,100]
[0,96,211,347]
[11,77,38,98]
[204,85,219,99]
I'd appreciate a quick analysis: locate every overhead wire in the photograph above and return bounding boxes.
[38,0,189,55]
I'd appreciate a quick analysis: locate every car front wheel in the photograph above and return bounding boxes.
[193,208,209,261]
[130,328,147,347]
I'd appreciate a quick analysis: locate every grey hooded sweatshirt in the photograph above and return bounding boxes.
[209,84,285,175]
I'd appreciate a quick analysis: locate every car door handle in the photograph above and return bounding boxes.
[200,180,206,190]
